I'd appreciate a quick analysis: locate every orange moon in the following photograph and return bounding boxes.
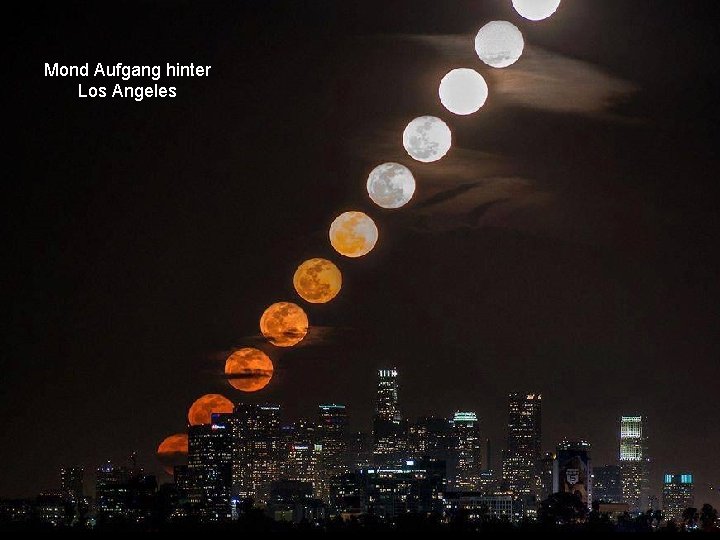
[260,302,308,347]
[187,393,234,425]
[156,433,188,475]
[329,211,378,258]
[293,258,342,303]
[225,348,274,392]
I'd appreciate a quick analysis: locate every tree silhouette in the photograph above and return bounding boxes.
[700,503,718,531]
[682,506,699,529]
[538,492,587,527]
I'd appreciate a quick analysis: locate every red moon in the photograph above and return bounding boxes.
[225,348,274,392]
[156,433,188,475]
[187,393,234,425]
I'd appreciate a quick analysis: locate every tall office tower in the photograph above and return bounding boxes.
[553,439,592,509]
[450,411,483,491]
[232,403,282,504]
[408,416,452,462]
[187,413,234,521]
[318,404,349,478]
[373,368,405,465]
[662,473,694,522]
[95,461,131,520]
[619,415,649,512]
[60,467,84,502]
[538,452,555,501]
[346,431,373,471]
[282,419,323,498]
[592,465,623,503]
[502,393,542,496]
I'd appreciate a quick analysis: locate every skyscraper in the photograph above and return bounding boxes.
[553,439,592,509]
[187,413,234,520]
[408,416,452,462]
[60,467,84,503]
[318,404,349,479]
[662,473,694,522]
[592,465,623,503]
[619,415,649,512]
[450,411,483,491]
[502,393,542,496]
[373,368,405,465]
[232,403,282,504]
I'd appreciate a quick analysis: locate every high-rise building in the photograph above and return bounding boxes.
[408,416,452,462]
[318,404,349,480]
[619,415,649,512]
[346,431,373,471]
[232,403,282,504]
[662,473,694,522]
[355,458,446,519]
[373,368,405,465]
[592,465,622,503]
[187,413,234,520]
[60,467,84,503]
[450,411,483,491]
[95,461,131,520]
[538,452,555,501]
[553,440,592,509]
[502,393,542,496]
[281,419,324,499]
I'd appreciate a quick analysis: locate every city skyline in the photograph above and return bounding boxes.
[10,366,711,510]
[6,0,720,520]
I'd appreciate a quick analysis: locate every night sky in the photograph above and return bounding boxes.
[6,1,720,506]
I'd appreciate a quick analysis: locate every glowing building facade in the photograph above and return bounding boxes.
[318,404,349,480]
[187,413,234,520]
[619,415,649,512]
[662,473,694,522]
[450,411,483,491]
[373,368,405,465]
[553,439,592,509]
[502,393,542,496]
[231,403,282,504]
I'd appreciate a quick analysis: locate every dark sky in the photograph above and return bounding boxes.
[6,0,720,505]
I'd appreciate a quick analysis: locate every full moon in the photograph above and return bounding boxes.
[260,302,309,346]
[293,258,342,303]
[157,433,188,475]
[512,0,561,21]
[475,21,524,68]
[329,211,378,257]
[402,116,452,163]
[187,393,234,425]
[224,348,274,392]
[366,163,416,209]
[438,69,488,115]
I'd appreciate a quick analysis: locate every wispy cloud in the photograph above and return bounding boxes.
[400,34,637,116]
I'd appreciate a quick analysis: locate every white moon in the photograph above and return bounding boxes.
[402,116,452,163]
[367,163,416,209]
[512,0,561,21]
[475,21,524,68]
[438,69,488,115]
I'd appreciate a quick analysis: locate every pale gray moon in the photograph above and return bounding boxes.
[512,0,561,21]
[439,68,488,115]
[402,116,452,163]
[475,21,524,68]
[366,162,416,209]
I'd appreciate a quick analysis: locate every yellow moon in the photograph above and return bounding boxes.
[293,258,342,303]
[329,211,378,258]
[224,347,274,392]
[187,393,234,425]
[260,302,309,347]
